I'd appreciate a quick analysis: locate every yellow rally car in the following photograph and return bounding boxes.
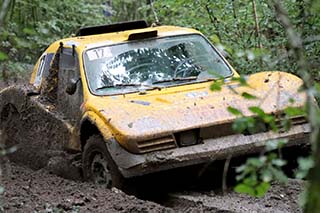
[0,20,310,188]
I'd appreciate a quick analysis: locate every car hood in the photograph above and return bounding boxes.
[87,71,306,143]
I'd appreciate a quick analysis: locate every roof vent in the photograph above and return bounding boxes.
[128,30,158,41]
[76,20,148,36]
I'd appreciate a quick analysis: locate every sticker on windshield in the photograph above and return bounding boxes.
[86,47,112,61]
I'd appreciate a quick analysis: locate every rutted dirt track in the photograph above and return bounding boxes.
[1,161,304,213]
[1,162,171,213]
[0,82,305,212]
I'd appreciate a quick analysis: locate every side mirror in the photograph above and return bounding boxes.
[66,78,80,95]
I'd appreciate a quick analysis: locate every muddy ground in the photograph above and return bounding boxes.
[0,161,171,213]
[0,160,304,213]
[0,81,305,212]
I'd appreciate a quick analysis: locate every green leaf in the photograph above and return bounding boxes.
[242,92,257,99]
[227,106,243,116]
[209,34,220,43]
[243,176,257,186]
[280,119,291,131]
[249,106,265,117]
[288,98,295,104]
[23,27,36,35]
[235,183,256,196]
[284,106,305,117]
[210,81,222,91]
[272,159,287,167]
[232,117,248,133]
[298,157,314,170]
[296,157,314,179]
[266,139,288,151]
[248,158,264,167]
[0,51,8,61]
[246,117,256,129]
[232,76,248,86]
[255,182,270,197]
[235,164,246,173]
[261,170,273,182]
[270,167,288,183]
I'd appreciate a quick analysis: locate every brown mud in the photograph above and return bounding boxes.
[0,84,82,180]
[0,81,305,212]
[0,161,171,212]
[0,161,304,213]
[161,179,304,213]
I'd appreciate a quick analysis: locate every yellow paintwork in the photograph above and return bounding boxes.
[29,24,306,153]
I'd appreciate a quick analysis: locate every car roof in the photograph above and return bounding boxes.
[45,25,200,53]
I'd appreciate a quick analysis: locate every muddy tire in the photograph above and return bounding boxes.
[82,134,125,189]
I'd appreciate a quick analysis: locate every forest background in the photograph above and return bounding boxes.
[0,0,319,81]
[0,0,319,211]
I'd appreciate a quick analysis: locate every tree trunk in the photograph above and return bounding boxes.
[0,0,11,28]
[252,0,262,48]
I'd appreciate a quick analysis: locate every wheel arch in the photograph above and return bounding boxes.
[80,111,113,151]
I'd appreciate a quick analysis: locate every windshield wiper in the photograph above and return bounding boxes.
[96,76,200,91]
[152,76,198,85]
[95,83,163,91]
[96,83,142,91]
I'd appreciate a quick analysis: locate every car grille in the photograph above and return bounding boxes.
[137,136,177,153]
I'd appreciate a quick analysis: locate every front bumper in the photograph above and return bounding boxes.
[106,123,310,178]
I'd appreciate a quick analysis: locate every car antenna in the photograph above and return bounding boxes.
[150,0,160,26]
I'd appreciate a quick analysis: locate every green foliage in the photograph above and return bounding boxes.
[0,51,8,61]
[226,90,310,197]
[296,157,315,179]
[1,0,319,82]
[235,179,270,198]
[210,80,223,91]
[152,0,319,79]
[220,72,309,197]
[249,106,277,131]
[235,140,288,197]
[228,105,278,134]
[232,76,249,87]
[227,106,243,116]
[241,92,257,100]
[0,0,108,76]
[232,116,256,134]
[284,106,306,117]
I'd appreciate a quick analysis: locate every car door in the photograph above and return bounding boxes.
[57,47,83,124]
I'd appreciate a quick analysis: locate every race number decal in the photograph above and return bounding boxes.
[86,47,112,61]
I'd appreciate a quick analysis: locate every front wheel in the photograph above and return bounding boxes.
[82,135,124,189]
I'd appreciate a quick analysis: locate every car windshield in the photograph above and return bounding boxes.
[84,34,233,95]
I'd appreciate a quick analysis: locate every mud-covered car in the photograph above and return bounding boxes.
[0,20,310,188]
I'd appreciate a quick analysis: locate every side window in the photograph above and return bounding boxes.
[60,51,76,70]
[34,53,54,87]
